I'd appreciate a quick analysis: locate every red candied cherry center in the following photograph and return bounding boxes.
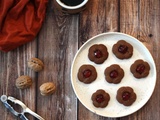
[110,70,118,78]
[118,45,128,54]
[96,94,105,103]
[122,92,131,101]
[136,64,145,74]
[83,69,92,78]
[94,49,103,58]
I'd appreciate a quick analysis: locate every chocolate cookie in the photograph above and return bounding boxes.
[77,64,97,84]
[104,64,124,84]
[112,40,133,59]
[88,44,109,64]
[130,59,150,78]
[116,86,137,106]
[91,89,110,108]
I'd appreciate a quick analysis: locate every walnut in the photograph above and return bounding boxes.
[28,58,44,72]
[40,82,56,96]
[16,76,32,89]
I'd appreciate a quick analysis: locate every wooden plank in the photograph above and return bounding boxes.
[0,41,37,120]
[135,0,160,120]
[120,0,160,120]
[36,0,78,119]
[119,1,140,120]
[120,0,139,37]
[78,0,119,119]
[79,0,119,46]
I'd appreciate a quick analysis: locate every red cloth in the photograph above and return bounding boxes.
[0,0,48,52]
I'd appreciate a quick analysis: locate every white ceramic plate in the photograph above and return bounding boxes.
[71,32,156,118]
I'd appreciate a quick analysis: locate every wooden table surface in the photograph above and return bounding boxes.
[0,0,160,120]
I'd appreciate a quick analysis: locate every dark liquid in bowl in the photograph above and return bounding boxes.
[60,0,84,6]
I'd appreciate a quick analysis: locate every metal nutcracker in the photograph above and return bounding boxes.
[0,95,44,120]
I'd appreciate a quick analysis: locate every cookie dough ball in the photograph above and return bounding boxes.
[112,40,133,59]
[104,64,124,84]
[88,44,109,64]
[91,89,110,108]
[77,64,97,84]
[116,86,137,106]
[130,59,150,78]
[28,58,44,72]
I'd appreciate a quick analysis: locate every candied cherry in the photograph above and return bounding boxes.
[136,64,145,74]
[83,69,92,78]
[110,70,118,78]
[94,49,103,58]
[96,94,104,103]
[118,45,128,54]
[122,92,131,101]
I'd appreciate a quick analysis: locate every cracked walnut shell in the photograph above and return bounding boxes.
[40,82,56,96]
[28,58,44,72]
[16,75,32,89]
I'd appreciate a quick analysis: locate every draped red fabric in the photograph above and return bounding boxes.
[0,0,48,52]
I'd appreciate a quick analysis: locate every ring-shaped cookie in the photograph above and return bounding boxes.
[112,40,133,59]
[88,44,109,64]
[130,59,150,78]
[77,64,97,84]
[104,64,124,84]
[116,86,137,106]
[91,89,110,108]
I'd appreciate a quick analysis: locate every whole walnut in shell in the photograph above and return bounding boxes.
[16,75,32,89]
[28,58,44,72]
[40,82,56,96]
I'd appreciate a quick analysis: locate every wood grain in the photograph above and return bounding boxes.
[79,0,119,46]
[0,40,37,120]
[137,0,160,120]
[120,0,160,120]
[36,0,78,120]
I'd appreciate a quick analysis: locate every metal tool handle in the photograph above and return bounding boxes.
[25,108,45,120]
[19,114,29,120]
[8,96,45,120]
